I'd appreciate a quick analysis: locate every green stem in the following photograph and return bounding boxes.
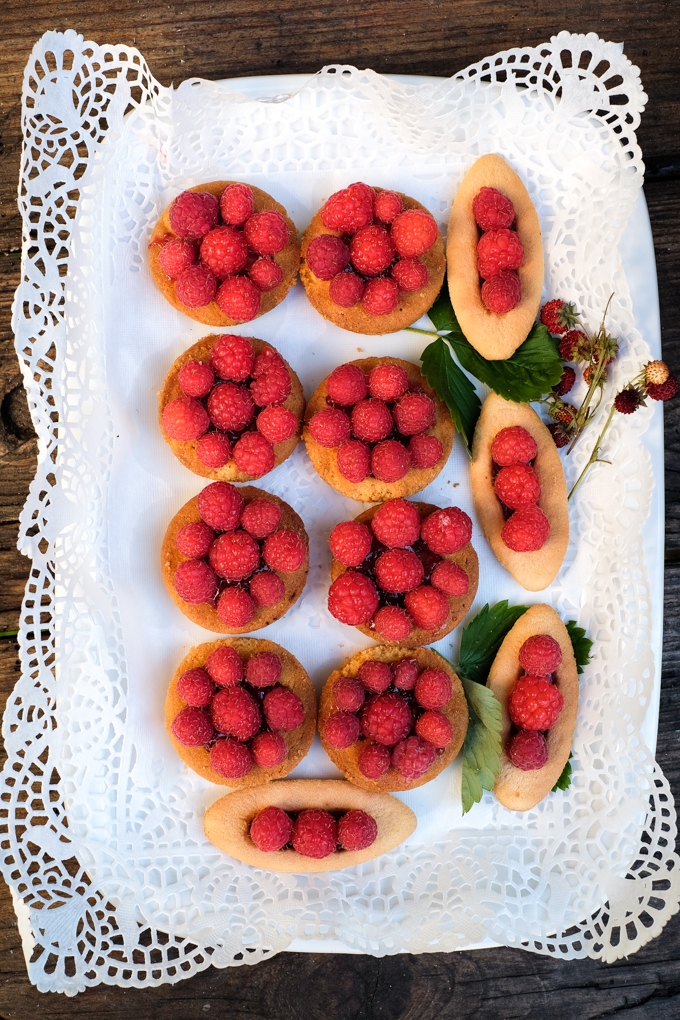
[568,403,617,500]
[405,326,445,338]
[0,630,18,638]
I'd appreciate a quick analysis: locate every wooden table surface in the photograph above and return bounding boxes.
[0,3,678,1017]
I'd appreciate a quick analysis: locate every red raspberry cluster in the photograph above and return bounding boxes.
[328,498,472,641]
[324,657,457,783]
[506,632,564,770]
[306,183,439,315]
[490,426,550,552]
[161,336,298,477]
[154,184,290,322]
[172,482,307,627]
[309,361,444,484]
[170,645,306,779]
[249,805,377,856]
[472,187,523,314]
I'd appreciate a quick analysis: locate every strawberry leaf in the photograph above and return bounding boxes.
[552,754,573,792]
[458,601,528,685]
[420,337,480,457]
[461,676,503,814]
[566,620,593,675]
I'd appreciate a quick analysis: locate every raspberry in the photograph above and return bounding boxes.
[210,530,260,580]
[327,363,368,406]
[248,257,284,291]
[162,397,210,441]
[251,732,287,770]
[371,499,421,548]
[250,805,292,851]
[309,408,352,447]
[250,366,292,408]
[391,257,429,292]
[491,426,537,466]
[177,668,214,708]
[494,463,541,509]
[507,729,549,771]
[374,190,403,224]
[178,359,215,399]
[338,810,378,851]
[519,634,563,675]
[171,706,214,746]
[210,738,253,779]
[211,334,256,382]
[645,360,670,386]
[252,347,285,378]
[373,606,412,642]
[174,559,218,604]
[393,392,436,436]
[501,505,551,551]
[477,228,524,278]
[200,225,249,278]
[367,364,409,403]
[647,376,679,401]
[244,210,289,255]
[263,530,307,572]
[358,742,391,779]
[329,271,365,307]
[211,686,261,740]
[176,265,217,307]
[216,587,256,627]
[321,184,374,232]
[241,498,282,539]
[157,237,196,278]
[349,225,394,276]
[333,676,365,712]
[215,276,261,322]
[414,668,452,709]
[481,271,521,313]
[558,330,588,361]
[256,406,298,444]
[246,651,282,687]
[337,440,370,482]
[361,277,399,315]
[306,235,350,280]
[375,548,424,593]
[362,693,412,746]
[176,520,215,559]
[421,507,472,554]
[408,434,443,469]
[357,660,393,694]
[391,209,438,257]
[207,383,254,432]
[205,645,244,686]
[540,299,579,335]
[391,736,437,780]
[554,366,576,397]
[416,710,453,748]
[392,658,419,690]
[197,432,232,468]
[371,440,410,482]
[472,187,515,231]
[329,520,373,567]
[249,571,285,607]
[263,687,304,732]
[324,710,361,748]
[431,560,469,597]
[233,431,275,477]
[197,481,244,531]
[292,809,338,859]
[509,675,564,730]
[169,190,219,239]
[328,571,379,625]
[351,399,392,443]
[549,424,570,449]
[219,183,255,226]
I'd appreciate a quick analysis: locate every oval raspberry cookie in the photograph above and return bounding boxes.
[149,181,299,326]
[470,393,569,591]
[328,498,478,648]
[319,646,468,792]
[303,357,453,501]
[486,604,579,811]
[161,483,309,632]
[166,638,316,787]
[159,335,304,481]
[300,184,445,335]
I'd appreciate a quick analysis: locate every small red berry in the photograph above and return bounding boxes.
[367,363,409,403]
[375,548,424,593]
[200,225,249,278]
[321,184,374,232]
[373,606,412,642]
[175,264,217,307]
[207,382,254,432]
[501,505,551,552]
[431,560,469,597]
[329,271,365,307]
[248,257,284,291]
[349,225,394,276]
[414,668,452,709]
[408,433,443,469]
[172,706,214,747]
[306,235,350,280]
[179,360,215,399]
[215,276,261,322]
[256,406,299,444]
[491,426,537,466]
[507,730,548,771]
[392,658,419,690]
[390,209,438,257]
[250,805,292,851]
[371,440,411,482]
[249,571,286,607]
[333,676,365,712]
[244,210,290,255]
[393,392,436,436]
[336,439,370,482]
[324,711,361,748]
[327,363,368,406]
[358,743,391,779]
[210,738,253,779]
[246,651,282,687]
[357,660,393,694]
[219,183,255,226]
[415,710,453,748]
[351,399,393,443]
[362,693,412,746]
[421,507,472,554]
[518,634,562,675]
[371,498,421,548]
[361,277,399,315]
[329,520,373,567]
[554,366,576,397]
[251,732,288,770]
[263,530,307,572]
[250,365,291,407]
[169,190,219,239]
[263,687,304,732]
[162,397,210,441]
[210,686,261,741]
[481,271,521,313]
[391,257,428,292]
[205,645,244,686]
[477,228,524,278]
[233,431,276,477]
[211,334,255,382]
[327,571,379,625]
[174,559,218,605]
[647,377,678,401]
[292,809,337,859]
[241,498,282,539]
[197,481,244,531]
[509,676,564,730]
[391,736,436,780]
[196,432,232,468]
[338,810,378,851]
[158,237,196,278]
[216,587,256,627]
[373,190,403,224]
[309,407,352,447]
[472,187,515,231]
[175,520,215,559]
[494,463,541,509]
[177,668,214,708]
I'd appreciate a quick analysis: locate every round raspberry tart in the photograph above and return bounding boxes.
[161,483,309,632]
[159,334,305,481]
[303,357,453,501]
[319,646,468,792]
[149,181,299,326]
[300,184,445,335]
[165,638,316,787]
[328,498,478,648]
[486,604,579,811]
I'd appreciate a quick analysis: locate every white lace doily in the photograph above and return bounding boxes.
[3,29,678,994]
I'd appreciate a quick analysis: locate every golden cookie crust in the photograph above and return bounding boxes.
[486,604,579,811]
[447,155,544,360]
[318,646,468,792]
[158,335,305,481]
[149,181,300,326]
[166,638,317,788]
[303,357,454,502]
[469,393,569,591]
[203,779,417,872]
[300,188,445,335]
[161,485,309,633]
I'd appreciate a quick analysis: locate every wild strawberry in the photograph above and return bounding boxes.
[554,366,576,397]
[614,387,643,414]
[559,330,588,361]
[647,376,679,401]
[645,360,670,386]
[540,299,580,335]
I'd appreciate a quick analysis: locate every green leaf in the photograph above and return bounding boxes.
[552,753,573,792]
[427,284,460,334]
[420,337,481,456]
[458,601,528,685]
[460,676,503,814]
[566,620,593,675]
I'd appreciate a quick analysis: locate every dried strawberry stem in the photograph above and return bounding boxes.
[568,403,616,500]
[563,294,615,453]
